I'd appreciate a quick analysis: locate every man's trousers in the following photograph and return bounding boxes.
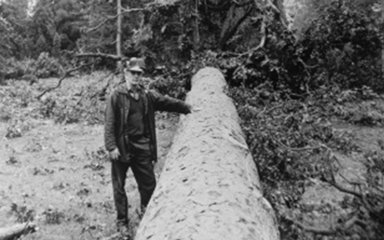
[111,146,156,224]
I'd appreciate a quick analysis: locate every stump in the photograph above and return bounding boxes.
[135,67,279,240]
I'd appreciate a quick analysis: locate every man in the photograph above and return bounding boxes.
[104,57,191,236]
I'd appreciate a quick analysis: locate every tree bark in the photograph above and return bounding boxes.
[134,67,279,240]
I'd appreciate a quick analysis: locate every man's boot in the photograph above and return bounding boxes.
[116,220,130,239]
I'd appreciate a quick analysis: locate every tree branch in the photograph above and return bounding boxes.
[256,102,283,117]
[286,213,358,236]
[75,52,127,61]
[326,156,364,199]
[325,149,384,221]
[276,139,322,152]
[298,57,318,69]
[330,179,364,199]
[121,7,148,13]
[237,17,266,57]
[86,16,117,33]
[36,63,93,100]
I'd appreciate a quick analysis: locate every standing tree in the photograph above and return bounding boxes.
[76,0,150,73]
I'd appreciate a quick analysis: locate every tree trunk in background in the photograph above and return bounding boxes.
[134,67,279,240]
[116,0,123,80]
[192,0,200,51]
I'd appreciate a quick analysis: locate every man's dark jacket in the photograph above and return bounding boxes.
[104,85,190,162]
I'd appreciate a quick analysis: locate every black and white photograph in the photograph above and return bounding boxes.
[0,0,383,239]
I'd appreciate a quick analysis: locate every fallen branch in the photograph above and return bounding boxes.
[326,151,384,226]
[0,222,37,240]
[36,62,93,100]
[86,16,116,33]
[75,53,126,61]
[326,157,363,199]
[298,57,318,69]
[276,139,322,152]
[256,102,284,117]
[289,218,337,235]
[285,213,358,236]
[265,0,280,14]
[121,7,148,13]
[238,17,266,57]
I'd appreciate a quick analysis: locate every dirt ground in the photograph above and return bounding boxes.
[0,75,178,240]
[0,118,177,240]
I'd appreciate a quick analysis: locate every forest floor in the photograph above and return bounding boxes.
[0,118,178,240]
[0,73,383,240]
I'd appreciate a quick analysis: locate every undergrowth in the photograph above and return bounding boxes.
[229,82,384,239]
[1,72,111,139]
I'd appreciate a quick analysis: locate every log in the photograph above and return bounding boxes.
[134,67,279,240]
[0,222,36,240]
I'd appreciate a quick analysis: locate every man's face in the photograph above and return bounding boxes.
[125,69,143,88]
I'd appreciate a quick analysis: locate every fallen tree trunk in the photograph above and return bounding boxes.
[0,222,36,240]
[135,67,279,240]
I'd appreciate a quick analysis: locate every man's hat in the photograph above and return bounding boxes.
[126,57,145,73]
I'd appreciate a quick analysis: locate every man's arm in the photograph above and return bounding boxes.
[104,93,118,151]
[149,90,191,114]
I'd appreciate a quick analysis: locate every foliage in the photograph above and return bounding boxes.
[10,203,35,223]
[1,53,63,80]
[1,72,110,135]
[77,1,116,56]
[149,74,188,99]
[33,52,63,78]
[0,0,30,59]
[301,0,382,91]
[0,0,86,79]
[204,0,382,95]
[230,83,384,239]
[1,80,39,138]
[0,0,86,58]
[217,2,384,230]
[43,207,65,224]
[38,74,107,124]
